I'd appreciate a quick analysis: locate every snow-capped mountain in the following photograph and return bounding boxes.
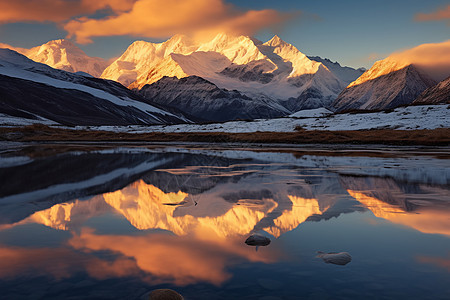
[308,56,365,85]
[413,76,450,105]
[13,39,108,77]
[101,35,197,87]
[102,33,347,112]
[333,58,436,112]
[139,76,289,121]
[0,49,187,126]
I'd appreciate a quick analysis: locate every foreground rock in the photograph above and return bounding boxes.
[317,251,352,265]
[245,234,271,246]
[149,289,183,300]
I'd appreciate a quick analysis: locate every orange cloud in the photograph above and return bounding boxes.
[0,227,277,286]
[415,5,450,23]
[0,244,141,280]
[69,228,277,286]
[64,0,296,44]
[387,40,450,81]
[0,0,136,23]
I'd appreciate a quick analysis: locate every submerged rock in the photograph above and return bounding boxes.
[149,289,183,300]
[317,251,352,265]
[245,234,271,246]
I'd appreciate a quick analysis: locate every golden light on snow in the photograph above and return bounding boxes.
[350,40,450,87]
[264,196,324,238]
[2,179,335,285]
[23,180,326,242]
[348,189,450,236]
[68,228,276,286]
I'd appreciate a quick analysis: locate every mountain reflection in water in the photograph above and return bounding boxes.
[0,146,449,299]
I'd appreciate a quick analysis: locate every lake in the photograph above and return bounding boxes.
[0,143,449,299]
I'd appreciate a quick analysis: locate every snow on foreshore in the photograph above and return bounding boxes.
[1,105,448,133]
[80,105,449,133]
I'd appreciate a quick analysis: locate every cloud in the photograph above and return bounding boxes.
[388,40,450,81]
[0,0,136,23]
[0,244,141,280]
[415,5,450,23]
[69,228,277,286]
[0,43,29,55]
[64,0,296,44]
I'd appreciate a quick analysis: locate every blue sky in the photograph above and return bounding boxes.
[0,0,448,68]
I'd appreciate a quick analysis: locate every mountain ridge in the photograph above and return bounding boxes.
[333,63,436,112]
[0,48,188,125]
[412,76,450,105]
[10,39,109,77]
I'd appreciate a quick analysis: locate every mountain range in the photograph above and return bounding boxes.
[0,49,187,125]
[102,33,357,116]
[0,34,448,125]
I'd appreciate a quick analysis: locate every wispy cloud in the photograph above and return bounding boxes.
[415,4,450,25]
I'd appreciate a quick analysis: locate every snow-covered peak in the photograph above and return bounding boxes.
[197,33,266,65]
[348,58,407,88]
[308,56,365,85]
[101,36,198,86]
[117,40,157,63]
[263,36,322,77]
[334,64,436,111]
[155,34,197,58]
[265,35,288,47]
[102,33,348,107]
[25,39,108,77]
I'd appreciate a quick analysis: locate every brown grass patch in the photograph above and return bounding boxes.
[0,125,449,146]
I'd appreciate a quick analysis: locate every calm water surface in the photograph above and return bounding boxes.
[0,144,449,299]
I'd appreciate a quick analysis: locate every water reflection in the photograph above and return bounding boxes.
[0,146,449,299]
[348,190,450,236]
[417,254,450,272]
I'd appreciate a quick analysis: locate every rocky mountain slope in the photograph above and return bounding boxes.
[138,76,289,121]
[308,56,365,85]
[333,61,436,112]
[102,34,347,113]
[413,76,450,105]
[0,49,187,125]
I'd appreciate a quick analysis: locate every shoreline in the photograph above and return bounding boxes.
[1,125,449,146]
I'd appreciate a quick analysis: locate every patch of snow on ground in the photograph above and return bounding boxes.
[0,156,33,168]
[75,105,449,133]
[0,113,59,126]
[289,107,332,118]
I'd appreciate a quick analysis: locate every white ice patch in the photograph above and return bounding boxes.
[75,104,448,133]
[0,113,59,126]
